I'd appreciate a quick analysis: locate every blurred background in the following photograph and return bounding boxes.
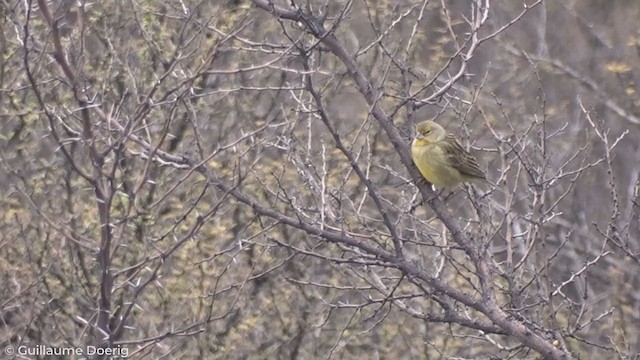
[1,0,638,358]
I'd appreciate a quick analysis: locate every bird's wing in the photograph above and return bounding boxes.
[442,134,486,180]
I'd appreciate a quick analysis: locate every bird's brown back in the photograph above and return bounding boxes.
[441,134,486,180]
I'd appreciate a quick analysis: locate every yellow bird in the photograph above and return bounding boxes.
[411,121,486,188]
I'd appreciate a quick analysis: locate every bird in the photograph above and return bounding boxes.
[411,121,486,188]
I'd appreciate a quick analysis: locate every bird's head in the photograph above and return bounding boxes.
[414,121,446,144]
